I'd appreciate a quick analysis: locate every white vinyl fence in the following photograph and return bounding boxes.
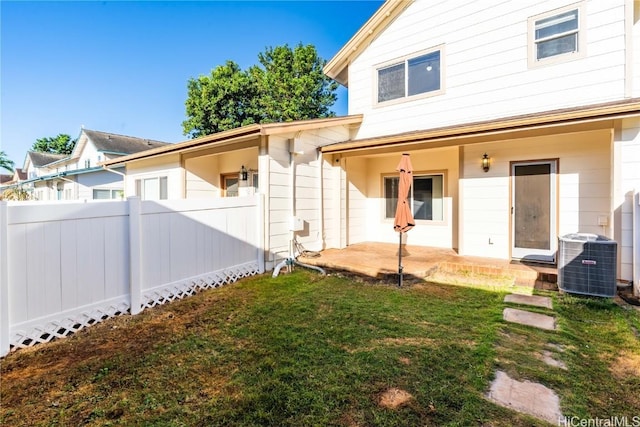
[0,196,264,356]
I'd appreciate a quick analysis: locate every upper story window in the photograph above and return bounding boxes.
[376,47,443,104]
[529,4,584,67]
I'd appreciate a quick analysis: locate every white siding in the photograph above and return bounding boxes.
[349,0,628,139]
[352,148,460,249]
[460,128,612,259]
[617,117,640,281]
[632,1,640,98]
[124,154,182,199]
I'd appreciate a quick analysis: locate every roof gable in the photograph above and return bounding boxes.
[26,151,67,168]
[324,0,413,86]
[81,129,171,156]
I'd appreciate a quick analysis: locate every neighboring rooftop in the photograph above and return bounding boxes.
[26,151,67,167]
[83,129,171,155]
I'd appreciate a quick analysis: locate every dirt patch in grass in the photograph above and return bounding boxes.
[610,351,640,379]
[378,388,413,409]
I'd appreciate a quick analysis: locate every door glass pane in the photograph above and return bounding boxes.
[514,164,551,250]
[225,177,239,197]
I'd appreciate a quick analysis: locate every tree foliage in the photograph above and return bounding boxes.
[0,150,14,173]
[31,134,76,155]
[0,188,30,201]
[182,43,339,138]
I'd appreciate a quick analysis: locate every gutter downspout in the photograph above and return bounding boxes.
[102,166,127,199]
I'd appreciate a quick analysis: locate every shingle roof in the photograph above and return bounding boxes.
[83,129,171,155]
[27,151,67,167]
[0,174,13,184]
[15,168,27,180]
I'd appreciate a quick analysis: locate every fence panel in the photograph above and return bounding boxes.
[138,197,262,309]
[5,201,130,351]
[1,196,263,356]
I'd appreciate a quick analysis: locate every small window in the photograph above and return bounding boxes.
[93,189,121,200]
[529,5,583,66]
[377,48,443,103]
[384,174,444,221]
[134,177,168,200]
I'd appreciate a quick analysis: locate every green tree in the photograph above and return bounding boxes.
[182,61,259,138]
[251,44,338,124]
[0,150,14,173]
[182,43,338,138]
[31,134,76,155]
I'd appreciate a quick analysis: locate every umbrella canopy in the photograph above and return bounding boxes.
[394,154,415,233]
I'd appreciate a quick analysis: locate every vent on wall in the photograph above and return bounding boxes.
[558,233,617,298]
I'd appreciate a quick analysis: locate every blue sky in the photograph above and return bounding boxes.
[0,0,382,167]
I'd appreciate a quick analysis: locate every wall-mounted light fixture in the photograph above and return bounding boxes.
[240,165,248,181]
[482,153,490,172]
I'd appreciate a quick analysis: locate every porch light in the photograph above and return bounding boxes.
[240,165,248,181]
[482,153,490,172]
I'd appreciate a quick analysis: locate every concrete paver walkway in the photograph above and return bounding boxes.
[503,307,557,331]
[504,294,553,309]
[487,370,563,424]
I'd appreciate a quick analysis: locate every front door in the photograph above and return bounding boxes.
[511,160,557,263]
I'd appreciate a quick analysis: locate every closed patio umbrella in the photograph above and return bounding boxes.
[394,153,415,287]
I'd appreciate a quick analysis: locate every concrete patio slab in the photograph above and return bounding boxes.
[298,242,556,290]
[487,370,563,424]
[503,308,557,331]
[504,294,553,310]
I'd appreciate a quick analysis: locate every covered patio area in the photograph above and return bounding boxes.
[298,242,558,291]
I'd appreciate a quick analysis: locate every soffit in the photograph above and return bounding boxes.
[321,99,640,156]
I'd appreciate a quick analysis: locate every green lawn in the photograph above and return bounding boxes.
[1,270,639,426]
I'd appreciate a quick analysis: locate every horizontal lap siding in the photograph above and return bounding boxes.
[461,129,612,259]
[619,118,640,281]
[348,0,627,139]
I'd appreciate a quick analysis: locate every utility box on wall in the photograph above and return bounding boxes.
[289,216,304,232]
[558,233,617,298]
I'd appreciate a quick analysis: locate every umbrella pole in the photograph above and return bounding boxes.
[398,232,403,287]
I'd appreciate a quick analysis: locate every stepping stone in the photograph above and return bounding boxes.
[503,308,556,330]
[539,350,567,370]
[487,370,563,424]
[504,294,553,309]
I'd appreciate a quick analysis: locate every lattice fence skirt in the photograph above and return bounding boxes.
[8,261,261,353]
[142,262,261,308]
[10,299,130,351]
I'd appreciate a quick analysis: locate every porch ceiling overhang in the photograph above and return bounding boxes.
[99,115,363,167]
[321,99,640,156]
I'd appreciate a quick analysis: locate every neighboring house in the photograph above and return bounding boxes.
[102,0,640,286]
[12,129,170,201]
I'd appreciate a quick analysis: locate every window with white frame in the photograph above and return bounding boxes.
[377,48,443,103]
[134,176,168,200]
[529,5,583,65]
[384,173,444,221]
[93,189,122,200]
